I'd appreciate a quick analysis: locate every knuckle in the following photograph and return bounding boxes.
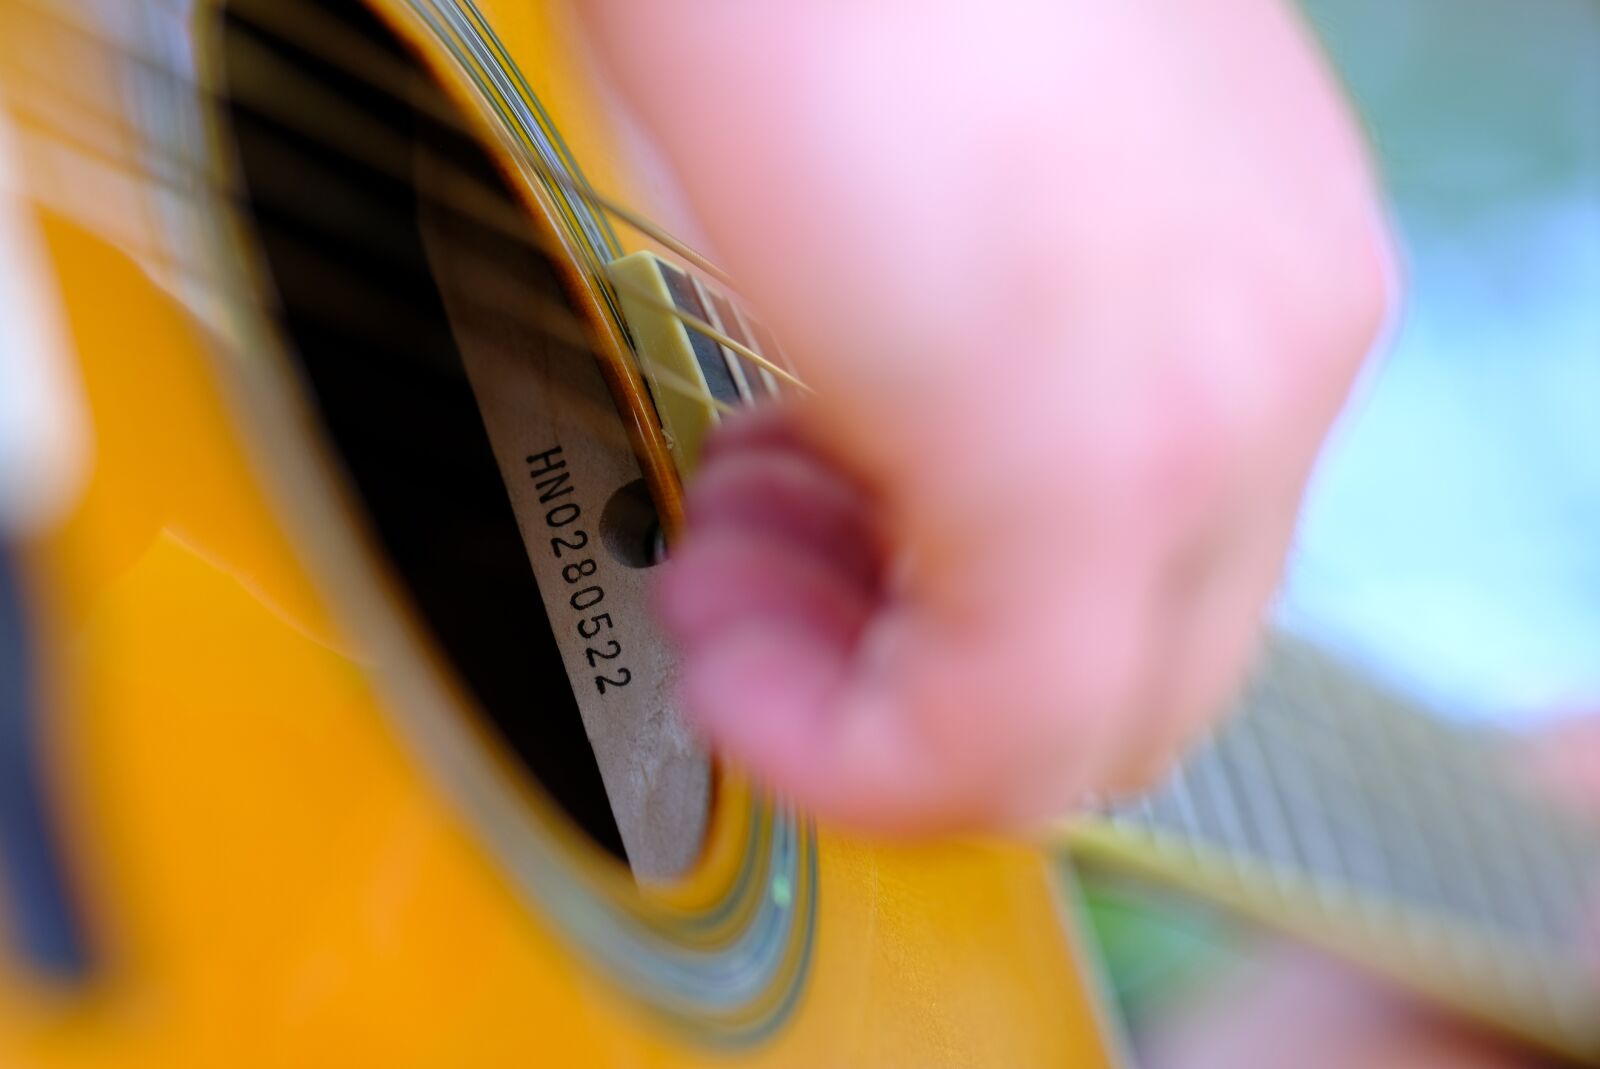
[1273,218,1396,392]
[1117,379,1235,521]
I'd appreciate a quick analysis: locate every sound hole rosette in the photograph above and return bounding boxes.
[190,0,817,1044]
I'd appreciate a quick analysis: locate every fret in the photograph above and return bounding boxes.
[746,318,795,396]
[700,281,761,405]
[656,259,740,409]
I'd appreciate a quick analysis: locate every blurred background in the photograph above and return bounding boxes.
[1279,0,1600,725]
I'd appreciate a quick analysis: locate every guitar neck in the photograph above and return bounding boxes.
[1073,631,1600,1062]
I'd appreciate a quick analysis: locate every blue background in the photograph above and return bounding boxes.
[1282,0,1600,723]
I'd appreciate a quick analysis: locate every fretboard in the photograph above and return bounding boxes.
[1076,632,1600,1060]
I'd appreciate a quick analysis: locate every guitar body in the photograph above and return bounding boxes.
[0,1,1119,1065]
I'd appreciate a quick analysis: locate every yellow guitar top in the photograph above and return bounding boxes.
[0,1,1593,1066]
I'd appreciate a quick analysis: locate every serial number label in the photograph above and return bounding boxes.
[526,445,632,695]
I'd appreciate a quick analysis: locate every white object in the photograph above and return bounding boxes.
[0,95,90,535]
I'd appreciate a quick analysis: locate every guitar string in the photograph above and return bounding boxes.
[0,28,766,413]
[144,0,740,287]
[4,0,804,390]
[123,0,807,391]
[5,72,738,430]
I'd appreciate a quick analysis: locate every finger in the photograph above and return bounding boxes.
[807,557,1153,832]
[1102,497,1294,795]
[698,405,810,466]
[685,430,885,595]
[676,621,850,804]
[692,606,990,832]
[655,525,871,657]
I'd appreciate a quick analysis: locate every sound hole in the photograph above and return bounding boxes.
[217,0,636,864]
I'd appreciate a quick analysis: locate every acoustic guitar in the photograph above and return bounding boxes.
[0,2,1594,1065]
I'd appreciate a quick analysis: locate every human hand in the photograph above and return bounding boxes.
[580,0,1393,832]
